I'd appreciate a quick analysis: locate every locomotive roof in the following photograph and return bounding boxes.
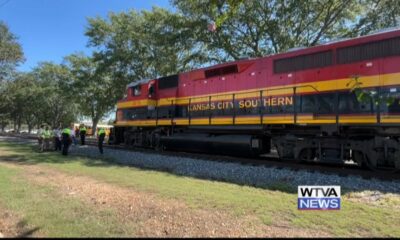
[126,26,400,87]
[271,27,400,59]
[127,78,152,87]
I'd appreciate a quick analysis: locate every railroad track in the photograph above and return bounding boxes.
[2,133,399,182]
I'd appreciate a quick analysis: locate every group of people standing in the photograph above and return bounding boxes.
[37,124,106,155]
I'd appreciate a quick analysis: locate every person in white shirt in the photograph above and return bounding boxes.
[37,125,44,151]
[70,127,77,145]
[53,127,62,151]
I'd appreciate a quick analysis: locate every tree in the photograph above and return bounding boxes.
[173,0,400,60]
[31,62,78,129]
[173,0,360,60]
[0,22,24,132]
[0,64,77,133]
[85,7,210,86]
[0,81,12,132]
[1,73,35,132]
[0,21,24,82]
[64,53,121,132]
[349,0,400,36]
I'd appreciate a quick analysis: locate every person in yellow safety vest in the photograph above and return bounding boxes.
[37,124,44,152]
[61,127,72,156]
[42,126,52,151]
[79,125,87,145]
[97,128,106,154]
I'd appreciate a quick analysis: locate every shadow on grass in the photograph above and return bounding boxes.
[16,227,40,238]
[15,219,40,238]
[0,140,399,195]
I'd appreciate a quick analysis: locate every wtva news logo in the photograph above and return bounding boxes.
[298,186,341,210]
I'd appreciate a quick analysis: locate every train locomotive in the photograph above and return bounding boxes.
[113,28,400,172]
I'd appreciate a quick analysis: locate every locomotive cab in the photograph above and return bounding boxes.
[148,80,156,98]
[147,80,157,111]
[124,80,158,110]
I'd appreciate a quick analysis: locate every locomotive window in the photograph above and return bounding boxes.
[273,50,333,73]
[131,85,141,96]
[338,92,374,114]
[337,37,400,64]
[122,107,148,120]
[297,93,335,114]
[380,88,400,114]
[299,95,316,113]
[205,65,238,78]
[301,95,317,113]
[148,84,155,96]
[316,94,335,114]
[175,105,187,118]
[158,74,179,89]
[157,106,171,118]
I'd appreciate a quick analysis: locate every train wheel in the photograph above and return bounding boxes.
[153,133,164,152]
[363,149,399,173]
[352,137,400,173]
[297,148,316,162]
[352,151,366,168]
[155,143,165,152]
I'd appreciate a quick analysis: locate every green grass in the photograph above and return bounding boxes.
[1,141,400,237]
[0,162,137,237]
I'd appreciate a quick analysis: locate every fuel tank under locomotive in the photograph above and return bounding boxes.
[160,133,271,157]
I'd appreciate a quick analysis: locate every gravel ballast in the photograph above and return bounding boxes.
[1,136,399,194]
[66,143,400,194]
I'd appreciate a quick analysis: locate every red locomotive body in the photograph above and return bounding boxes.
[114,28,400,172]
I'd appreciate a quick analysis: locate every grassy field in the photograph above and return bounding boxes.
[0,141,399,237]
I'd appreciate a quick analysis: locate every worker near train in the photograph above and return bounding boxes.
[53,127,62,151]
[70,125,77,145]
[97,127,106,154]
[61,126,72,156]
[79,124,87,145]
[74,127,79,141]
[42,126,52,152]
[37,124,44,152]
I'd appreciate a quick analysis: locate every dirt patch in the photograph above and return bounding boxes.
[0,205,40,237]
[0,162,330,237]
[344,191,400,209]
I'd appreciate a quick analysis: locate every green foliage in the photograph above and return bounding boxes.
[173,0,361,60]
[31,62,78,128]
[85,7,211,83]
[0,63,78,132]
[349,0,400,37]
[0,21,24,81]
[348,75,396,107]
[173,0,400,60]
[64,53,120,130]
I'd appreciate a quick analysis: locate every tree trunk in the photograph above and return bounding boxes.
[0,119,6,132]
[92,117,99,137]
[17,117,21,133]
[1,121,5,132]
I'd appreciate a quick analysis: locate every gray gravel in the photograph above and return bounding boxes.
[66,143,400,194]
[1,136,399,193]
